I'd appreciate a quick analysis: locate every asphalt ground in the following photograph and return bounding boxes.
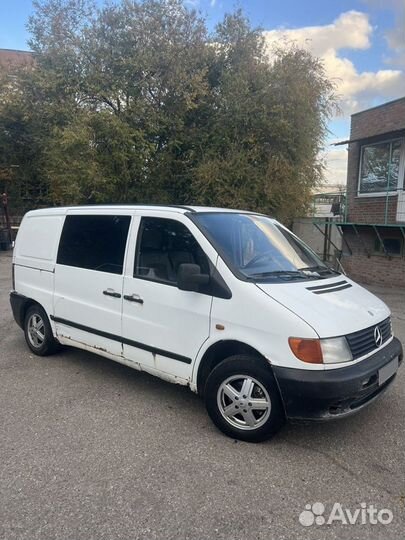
[0,250,404,540]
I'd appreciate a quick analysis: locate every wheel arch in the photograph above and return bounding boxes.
[195,339,272,396]
[10,293,49,330]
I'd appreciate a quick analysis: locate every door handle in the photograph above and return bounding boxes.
[103,289,121,298]
[123,294,144,304]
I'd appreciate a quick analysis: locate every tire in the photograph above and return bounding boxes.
[204,355,286,442]
[24,304,60,356]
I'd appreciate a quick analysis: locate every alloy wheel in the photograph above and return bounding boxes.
[217,375,271,431]
[27,313,45,348]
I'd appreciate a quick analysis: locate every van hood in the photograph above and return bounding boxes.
[256,276,390,338]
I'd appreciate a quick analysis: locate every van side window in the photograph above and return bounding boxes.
[134,217,210,284]
[57,215,131,274]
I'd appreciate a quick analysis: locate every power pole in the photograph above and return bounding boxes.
[1,192,12,248]
[0,165,19,249]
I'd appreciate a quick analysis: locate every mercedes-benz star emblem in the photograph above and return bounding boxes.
[374,325,383,347]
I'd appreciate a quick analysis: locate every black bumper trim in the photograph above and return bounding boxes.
[273,337,403,421]
[9,291,28,329]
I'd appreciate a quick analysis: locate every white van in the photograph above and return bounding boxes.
[10,205,402,442]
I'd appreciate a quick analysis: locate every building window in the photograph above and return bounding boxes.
[374,236,403,256]
[358,138,404,195]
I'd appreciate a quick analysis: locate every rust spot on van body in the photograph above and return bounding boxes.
[93,345,107,353]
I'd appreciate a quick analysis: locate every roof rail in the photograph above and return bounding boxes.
[167,205,196,212]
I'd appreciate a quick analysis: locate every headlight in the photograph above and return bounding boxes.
[320,337,352,364]
[289,336,352,364]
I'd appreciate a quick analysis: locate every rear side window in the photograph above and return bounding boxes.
[57,215,131,274]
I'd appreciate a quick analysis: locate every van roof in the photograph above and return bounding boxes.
[24,205,260,216]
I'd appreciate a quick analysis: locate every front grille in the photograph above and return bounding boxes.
[346,318,392,360]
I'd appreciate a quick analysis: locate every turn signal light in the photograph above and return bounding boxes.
[288,337,323,364]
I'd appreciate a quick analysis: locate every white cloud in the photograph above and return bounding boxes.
[263,10,405,186]
[360,0,405,67]
[210,0,217,6]
[321,147,349,188]
[264,11,372,56]
[263,10,405,116]
[384,1,405,68]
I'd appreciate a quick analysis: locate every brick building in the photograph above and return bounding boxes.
[0,48,33,72]
[0,48,34,110]
[337,97,405,287]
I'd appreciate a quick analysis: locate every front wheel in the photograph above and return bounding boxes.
[204,355,286,442]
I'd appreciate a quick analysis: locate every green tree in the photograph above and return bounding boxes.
[1,0,337,222]
[190,13,337,220]
[0,64,49,213]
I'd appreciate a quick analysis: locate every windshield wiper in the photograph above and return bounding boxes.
[248,270,308,280]
[299,265,339,275]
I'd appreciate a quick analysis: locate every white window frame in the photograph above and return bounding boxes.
[357,137,405,198]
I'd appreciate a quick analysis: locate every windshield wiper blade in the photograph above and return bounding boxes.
[249,270,307,279]
[299,265,339,275]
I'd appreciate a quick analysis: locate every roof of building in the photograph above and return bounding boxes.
[351,96,405,117]
[334,127,405,146]
[0,48,34,69]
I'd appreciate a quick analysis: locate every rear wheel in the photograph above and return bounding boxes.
[204,355,285,442]
[24,304,60,356]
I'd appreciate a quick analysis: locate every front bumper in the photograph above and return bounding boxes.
[273,337,403,421]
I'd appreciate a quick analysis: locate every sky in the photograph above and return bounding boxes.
[0,0,404,187]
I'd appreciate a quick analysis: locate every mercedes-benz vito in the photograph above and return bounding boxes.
[10,205,402,442]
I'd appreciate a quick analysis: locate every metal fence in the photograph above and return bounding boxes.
[309,187,405,226]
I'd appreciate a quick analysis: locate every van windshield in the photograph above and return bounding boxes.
[194,213,337,281]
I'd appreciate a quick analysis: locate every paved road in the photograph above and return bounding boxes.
[0,251,404,540]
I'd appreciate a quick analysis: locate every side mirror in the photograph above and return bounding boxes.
[177,263,210,292]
